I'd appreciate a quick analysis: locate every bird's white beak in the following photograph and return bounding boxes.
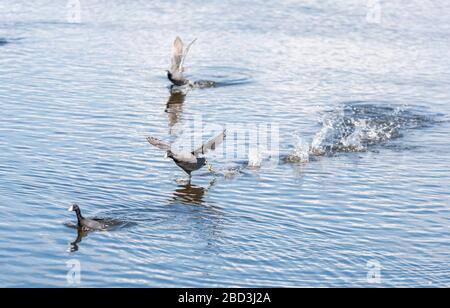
[164,152,169,159]
[68,205,74,212]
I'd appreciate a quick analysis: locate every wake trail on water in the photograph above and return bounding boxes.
[286,102,438,162]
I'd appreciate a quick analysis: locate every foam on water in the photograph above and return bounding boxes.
[284,135,310,163]
[310,103,434,156]
[1,0,449,288]
[284,103,437,161]
[248,148,263,168]
[187,66,254,87]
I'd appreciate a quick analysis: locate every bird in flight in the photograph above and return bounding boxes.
[147,130,226,177]
[166,36,216,90]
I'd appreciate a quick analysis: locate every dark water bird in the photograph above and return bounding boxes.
[147,130,226,177]
[68,204,111,231]
[167,36,216,89]
[0,38,8,46]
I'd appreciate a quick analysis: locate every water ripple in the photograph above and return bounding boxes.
[0,0,449,287]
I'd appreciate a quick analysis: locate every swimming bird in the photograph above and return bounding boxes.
[68,204,110,231]
[147,130,226,177]
[167,36,216,89]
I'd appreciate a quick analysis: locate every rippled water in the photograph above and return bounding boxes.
[0,0,449,287]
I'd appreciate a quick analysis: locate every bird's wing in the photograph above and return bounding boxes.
[180,38,197,73]
[170,37,184,74]
[147,137,171,151]
[193,130,226,155]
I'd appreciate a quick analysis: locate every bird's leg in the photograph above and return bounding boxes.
[206,160,215,173]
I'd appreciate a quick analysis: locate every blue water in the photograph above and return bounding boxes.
[0,0,449,287]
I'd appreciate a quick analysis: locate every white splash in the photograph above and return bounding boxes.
[339,119,367,152]
[248,148,263,168]
[308,103,429,156]
[293,136,310,162]
[310,112,343,156]
[286,135,310,163]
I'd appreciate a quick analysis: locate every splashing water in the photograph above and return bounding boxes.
[285,135,310,163]
[223,167,245,179]
[248,148,263,168]
[284,103,436,161]
[309,103,433,156]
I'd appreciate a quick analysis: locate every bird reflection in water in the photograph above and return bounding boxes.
[66,219,132,253]
[68,228,89,253]
[170,179,223,252]
[165,91,186,136]
[171,179,216,206]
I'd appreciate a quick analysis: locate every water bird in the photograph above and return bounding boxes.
[68,204,111,231]
[147,130,226,177]
[167,36,216,90]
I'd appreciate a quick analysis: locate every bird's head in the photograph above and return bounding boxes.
[165,151,174,159]
[68,204,80,213]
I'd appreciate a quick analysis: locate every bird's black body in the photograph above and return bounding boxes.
[147,131,226,177]
[167,71,189,87]
[69,204,109,231]
[167,151,207,176]
[167,71,216,89]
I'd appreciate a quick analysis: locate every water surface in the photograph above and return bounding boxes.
[0,0,449,287]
